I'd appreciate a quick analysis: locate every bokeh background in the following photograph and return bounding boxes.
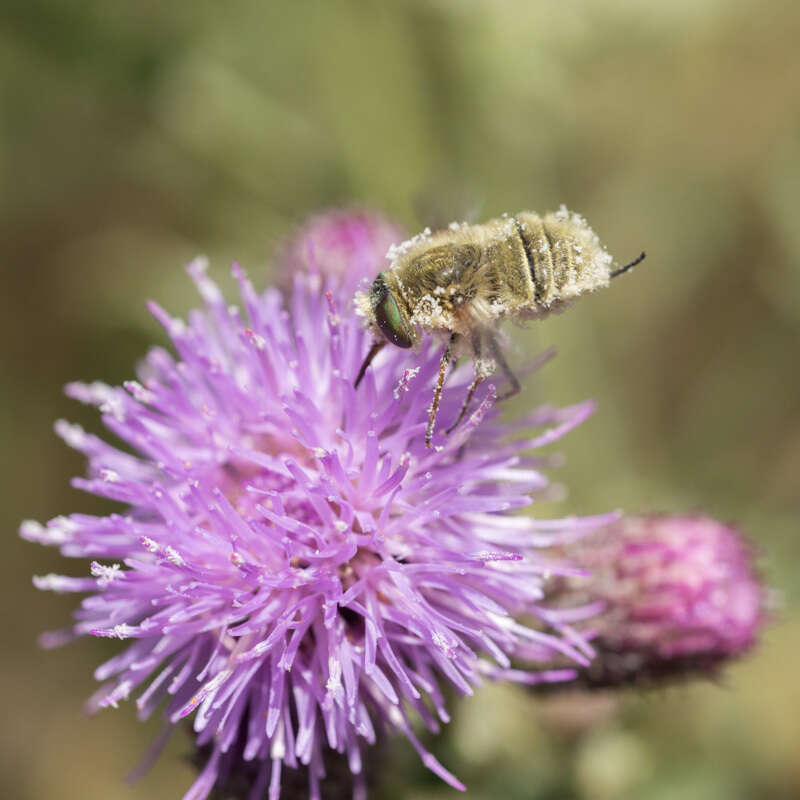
[2,1,799,798]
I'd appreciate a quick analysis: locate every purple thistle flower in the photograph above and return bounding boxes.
[21,258,613,799]
[273,209,406,292]
[546,514,766,689]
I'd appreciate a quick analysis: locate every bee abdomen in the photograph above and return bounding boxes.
[516,209,613,308]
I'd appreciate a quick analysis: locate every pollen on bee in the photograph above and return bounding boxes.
[356,206,634,445]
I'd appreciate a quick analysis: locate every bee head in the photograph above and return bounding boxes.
[368,272,416,349]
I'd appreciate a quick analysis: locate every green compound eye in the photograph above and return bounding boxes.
[373,280,413,348]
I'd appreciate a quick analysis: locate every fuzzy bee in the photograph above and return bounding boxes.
[354,206,644,447]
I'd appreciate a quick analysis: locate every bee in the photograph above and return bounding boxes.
[354,206,644,447]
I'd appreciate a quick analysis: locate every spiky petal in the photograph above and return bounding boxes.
[22,259,611,799]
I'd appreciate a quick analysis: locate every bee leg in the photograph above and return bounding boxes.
[445,332,485,435]
[426,333,458,448]
[354,340,386,389]
[445,374,484,435]
[486,332,520,400]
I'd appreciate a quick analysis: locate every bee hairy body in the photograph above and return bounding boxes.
[355,206,640,447]
[380,208,613,340]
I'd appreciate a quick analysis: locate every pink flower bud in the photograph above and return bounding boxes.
[551,514,766,688]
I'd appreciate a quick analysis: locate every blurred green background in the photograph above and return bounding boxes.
[2,1,799,798]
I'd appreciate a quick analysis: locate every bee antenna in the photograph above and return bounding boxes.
[610,251,646,279]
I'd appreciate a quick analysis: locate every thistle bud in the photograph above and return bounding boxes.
[549,514,766,688]
[274,208,406,291]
